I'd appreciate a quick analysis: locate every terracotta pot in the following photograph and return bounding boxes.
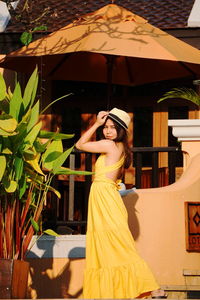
[0,259,29,299]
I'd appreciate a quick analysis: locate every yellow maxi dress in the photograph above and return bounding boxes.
[83,154,159,298]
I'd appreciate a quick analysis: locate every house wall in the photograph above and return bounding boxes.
[123,140,200,288]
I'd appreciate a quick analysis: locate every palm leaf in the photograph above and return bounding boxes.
[158,88,200,106]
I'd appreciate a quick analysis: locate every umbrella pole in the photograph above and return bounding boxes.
[106,55,114,110]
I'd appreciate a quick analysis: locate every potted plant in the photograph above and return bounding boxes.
[0,67,91,298]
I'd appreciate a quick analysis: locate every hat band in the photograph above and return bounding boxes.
[108,113,128,129]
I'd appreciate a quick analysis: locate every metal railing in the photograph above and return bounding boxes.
[132,146,181,188]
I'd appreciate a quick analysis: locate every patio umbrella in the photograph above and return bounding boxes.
[1,4,200,104]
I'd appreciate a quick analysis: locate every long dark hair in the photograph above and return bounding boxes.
[98,117,132,169]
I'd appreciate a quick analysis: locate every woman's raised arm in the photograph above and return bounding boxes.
[75,111,111,153]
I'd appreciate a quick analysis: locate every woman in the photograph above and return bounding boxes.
[76,108,166,299]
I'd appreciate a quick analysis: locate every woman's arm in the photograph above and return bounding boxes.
[75,111,113,153]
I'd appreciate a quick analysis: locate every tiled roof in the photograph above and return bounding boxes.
[5,0,195,33]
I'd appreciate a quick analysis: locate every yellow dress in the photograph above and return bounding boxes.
[83,154,159,298]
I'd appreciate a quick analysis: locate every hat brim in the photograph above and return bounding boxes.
[108,113,128,130]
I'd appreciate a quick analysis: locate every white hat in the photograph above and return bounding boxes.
[108,108,130,130]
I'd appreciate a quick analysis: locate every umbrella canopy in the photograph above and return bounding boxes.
[1,4,200,86]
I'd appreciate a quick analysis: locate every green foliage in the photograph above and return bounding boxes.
[0,67,91,260]
[20,26,48,46]
[157,87,200,106]
[20,32,33,46]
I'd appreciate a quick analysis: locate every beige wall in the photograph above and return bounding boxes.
[123,144,200,287]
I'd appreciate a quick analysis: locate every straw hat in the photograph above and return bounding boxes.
[108,108,130,130]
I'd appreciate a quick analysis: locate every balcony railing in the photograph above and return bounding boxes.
[44,146,182,233]
[132,146,181,188]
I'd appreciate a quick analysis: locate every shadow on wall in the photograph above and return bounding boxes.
[122,190,140,241]
[26,237,84,298]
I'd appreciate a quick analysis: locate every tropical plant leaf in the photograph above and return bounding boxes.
[24,121,42,148]
[19,174,27,199]
[26,156,45,176]
[9,124,27,157]
[29,72,38,108]
[4,179,18,193]
[52,145,74,174]
[40,93,73,115]
[0,155,6,181]
[1,136,12,154]
[47,186,61,198]
[30,217,39,233]
[34,140,49,153]
[0,73,6,101]
[0,128,18,136]
[9,82,23,121]
[43,229,59,236]
[23,147,37,161]
[27,100,39,133]
[54,167,93,176]
[42,140,63,170]
[23,66,38,111]
[38,130,74,140]
[24,166,45,187]
[0,114,18,132]
[14,157,24,181]
[2,148,12,154]
[157,87,200,106]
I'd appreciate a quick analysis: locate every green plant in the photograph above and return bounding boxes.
[4,0,49,45]
[0,67,91,260]
[157,87,200,106]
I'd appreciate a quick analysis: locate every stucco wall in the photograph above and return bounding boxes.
[123,150,200,286]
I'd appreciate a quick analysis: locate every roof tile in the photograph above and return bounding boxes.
[5,0,195,32]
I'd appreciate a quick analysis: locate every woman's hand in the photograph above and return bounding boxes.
[96,111,108,126]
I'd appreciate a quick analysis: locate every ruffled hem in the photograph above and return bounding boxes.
[83,262,160,299]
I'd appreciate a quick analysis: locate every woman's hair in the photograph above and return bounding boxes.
[98,117,132,169]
